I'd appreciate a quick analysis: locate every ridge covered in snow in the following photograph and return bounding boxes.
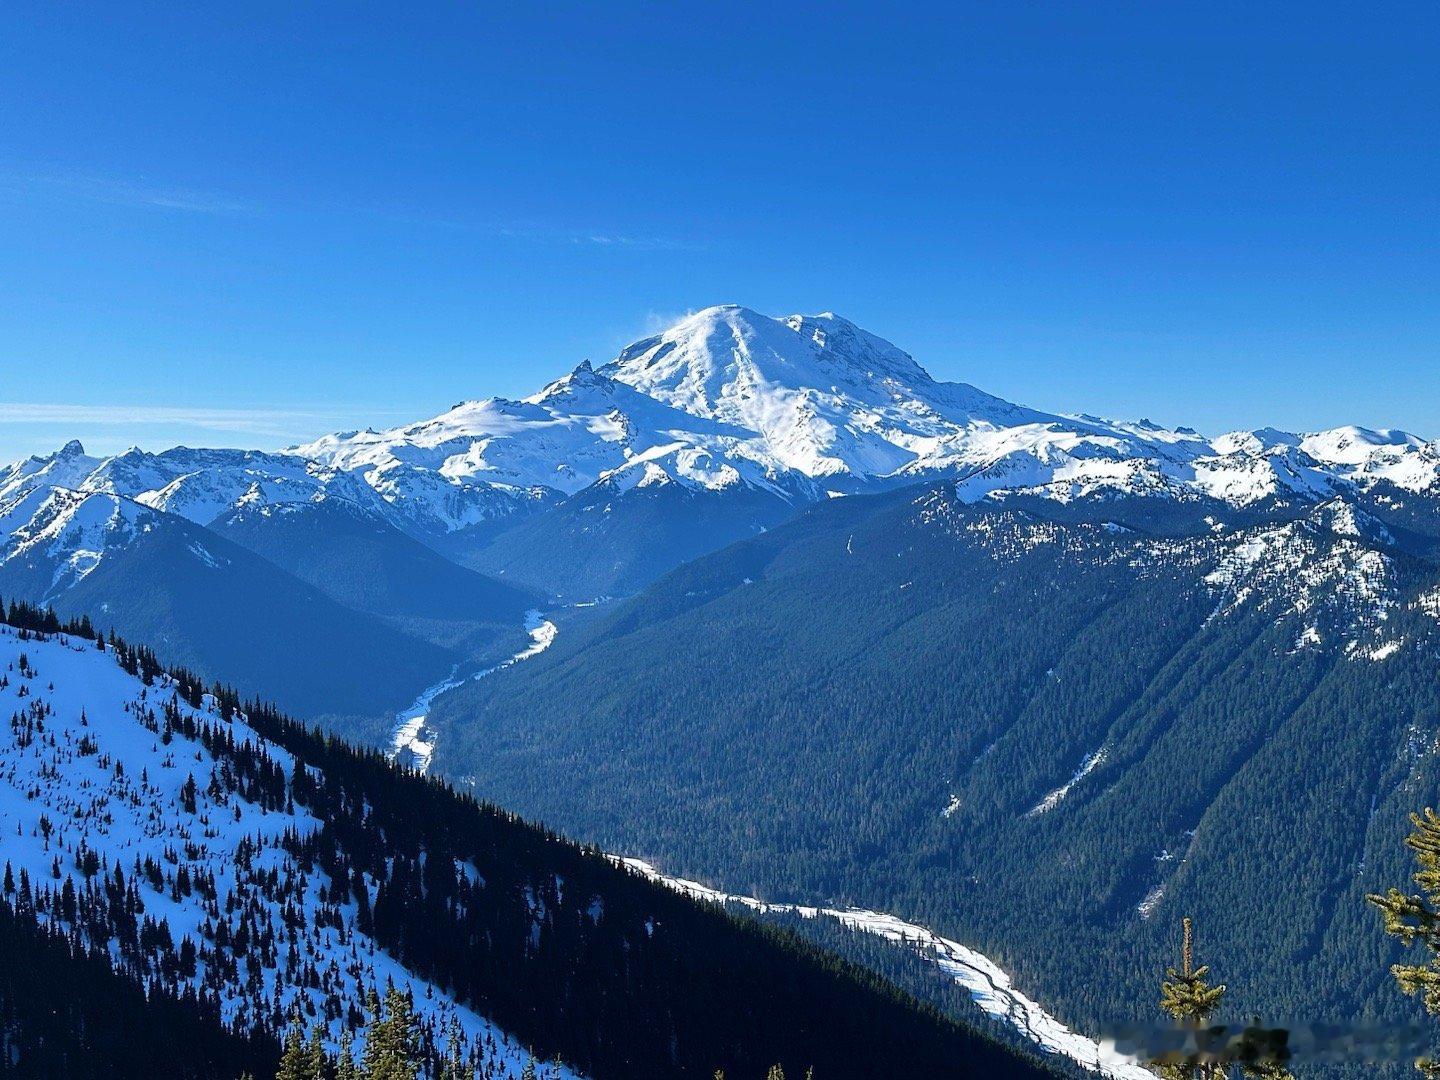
[7,305,1440,567]
[1,490,163,595]
[291,304,1440,523]
[0,623,577,1077]
[0,444,394,530]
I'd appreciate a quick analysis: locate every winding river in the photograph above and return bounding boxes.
[390,609,557,774]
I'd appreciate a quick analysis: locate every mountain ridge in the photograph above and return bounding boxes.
[9,307,1440,603]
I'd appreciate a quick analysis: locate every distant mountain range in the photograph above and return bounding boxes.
[0,442,536,732]
[295,305,1440,512]
[7,304,1440,606]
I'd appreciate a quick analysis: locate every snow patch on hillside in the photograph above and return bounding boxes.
[1027,749,1107,817]
[1201,519,1395,630]
[1,490,159,598]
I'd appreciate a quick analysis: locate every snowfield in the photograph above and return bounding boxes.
[0,624,579,1078]
[7,305,1440,576]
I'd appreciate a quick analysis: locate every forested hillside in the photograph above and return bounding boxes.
[212,496,538,655]
[0,602,1058,1079]
[463,473,798,601]
[0,893,281,1079]
[434,481,1440,1067]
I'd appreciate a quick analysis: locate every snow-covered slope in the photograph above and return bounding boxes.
[0,443,406,559]
[0,489,169,601]
[292,305,1440,528]
[297,306,1212,513]
[927,488,1407,636]
[7,306,1440,595]
[0,623,576,1077]
[294,351,809,534]
[78,446,391,526]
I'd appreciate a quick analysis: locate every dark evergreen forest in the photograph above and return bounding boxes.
[434,483,1440,1078]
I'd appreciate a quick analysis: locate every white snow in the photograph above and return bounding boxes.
[0,624,579,1078]
[0,490,158,599]
[0,446,394,531]
[1026,748,1107,817]
[1416,589,1440,622]
[1363,639,1403,661]
[388,669,462,775]
[1200,514,1396,630]
[9,307,1440,558]
[389,610,558,774]
[514,609,559,661]
[613,856,1153,1080]
[286,304,1361,526]
[1136,884,1166,920]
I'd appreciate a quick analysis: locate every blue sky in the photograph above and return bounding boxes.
[1,2,1437,462]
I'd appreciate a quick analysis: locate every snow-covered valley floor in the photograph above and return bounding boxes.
[390,609,557,774]
[614,857,1153,1080]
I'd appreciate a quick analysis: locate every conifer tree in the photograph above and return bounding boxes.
[363,985,420,1080]
[1155,917,1229,1079]
[276,1015,311,1080]
[1369,807,1440,1076]
[303,1025,328,1080]
[1154,918,1292,1079]
[1160,918,1227,1033]
[335,1031,360,1080]
[440,1018,461,1080]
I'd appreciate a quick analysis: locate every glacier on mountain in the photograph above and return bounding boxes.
[291,305,1440,521]
[5,304,1440,589]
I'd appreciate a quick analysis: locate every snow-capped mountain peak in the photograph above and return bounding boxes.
[1301,424,1425,465]
[0,440,103,508]
[269,307,1440,529]
[599,305,1070,482]
[604,305,935,395]
[8,306,1440,564]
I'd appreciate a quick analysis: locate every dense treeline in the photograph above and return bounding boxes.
[435,486,1440,1077]
[0,598,1056,1080]
[0,890,280,1078]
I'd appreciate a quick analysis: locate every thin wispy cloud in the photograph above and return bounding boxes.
[642,307,701,334]
[362,205,707,252]
[0,403,341,439]
[5,168,698,248]
[557,230,705,252]
[0,167,256,216]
